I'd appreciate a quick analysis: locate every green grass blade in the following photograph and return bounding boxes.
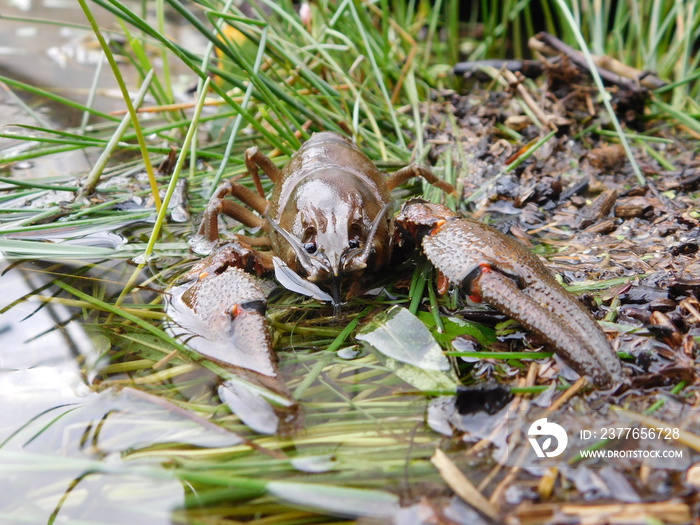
[552,0,645,186]
[77,0,162,211]
[142,77,211,259]
[78,69,154,197]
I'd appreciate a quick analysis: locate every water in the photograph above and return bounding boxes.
[0,252,439,523]
[0,4,215,520]
[0,261,184,524]
[0,0,204,177]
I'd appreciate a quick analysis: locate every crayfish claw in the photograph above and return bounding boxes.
[396,200,624,389]
[167,265,301,433]
[473,269,622,389]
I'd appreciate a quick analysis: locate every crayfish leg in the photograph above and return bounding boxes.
[245,146,282,197]
[385,165,458,197]
[194,179,270,246]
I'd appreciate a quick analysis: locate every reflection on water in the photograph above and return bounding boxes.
[7,388,243,457]
[0,260,248,523]
[0,451,185,524]
[0,0,205,180]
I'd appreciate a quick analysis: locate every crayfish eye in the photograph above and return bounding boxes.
[348,223,363,250]
[302,227,317,254]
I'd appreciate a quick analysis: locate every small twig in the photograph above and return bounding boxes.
[532,33,649,92]
[501,69,553,130]
[612,407,700,451]
[153,349,180,369]
[550,376,589,411]
[431,449,500,521]
[680,297,700,324]
[110,97,228,115]
[532,23,646,187]
[515,500,691,524]
[537,466,559,500]
[488,363,539,508]
[454,59,547,79]
[490,448,530,509]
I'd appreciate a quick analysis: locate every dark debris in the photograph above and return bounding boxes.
[426,54,700,518]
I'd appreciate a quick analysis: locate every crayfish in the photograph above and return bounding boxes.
[168,132,623,432]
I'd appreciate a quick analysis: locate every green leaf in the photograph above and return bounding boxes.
[417,310,497,347]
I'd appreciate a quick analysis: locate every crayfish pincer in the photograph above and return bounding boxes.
[395,199,624,389]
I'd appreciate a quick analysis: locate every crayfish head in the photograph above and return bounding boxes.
[268,176,394,309]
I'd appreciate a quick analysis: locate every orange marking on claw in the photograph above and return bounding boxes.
[198,271,210,280]
[231,304,243,317]
[469,264,492,302]
[437,271,449,295]
[431,219,447,235]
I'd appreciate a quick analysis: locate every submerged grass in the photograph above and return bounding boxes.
[0,0,699,523]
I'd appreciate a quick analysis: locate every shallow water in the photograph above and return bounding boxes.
[0,0,204,178]
[0,263,170,523]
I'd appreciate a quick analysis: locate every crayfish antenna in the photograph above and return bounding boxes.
[357,202,392,266]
